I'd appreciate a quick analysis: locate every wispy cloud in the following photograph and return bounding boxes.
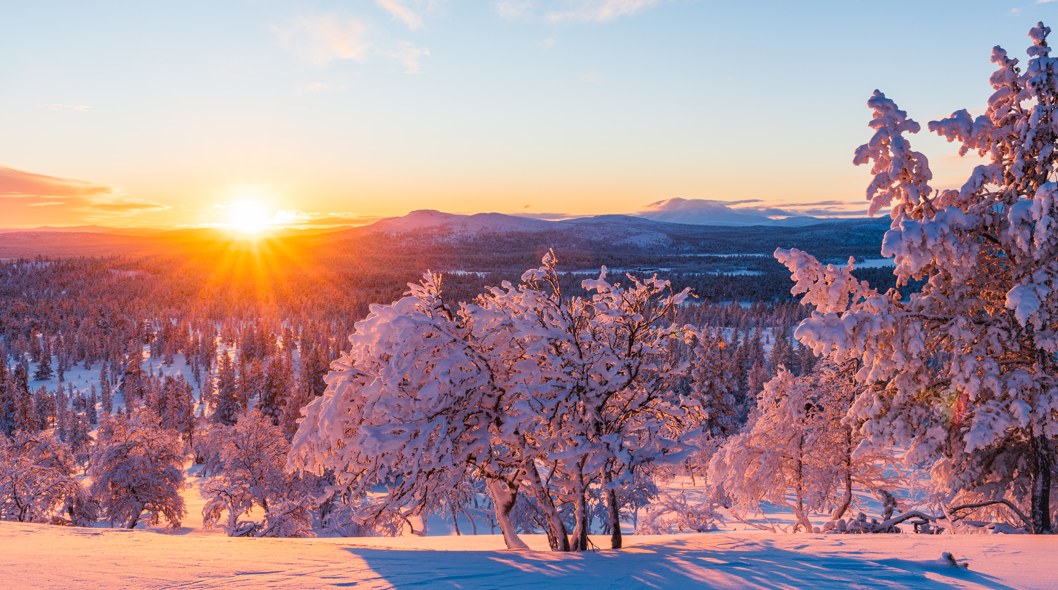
[578,72,603,83]
[273,14,430,73]
[271,209,375,227]
[639,198,867,224]
[88,198,169,214]
[382,41,431,74]
[273,15,372,67]
[495,0,667,23]
[0,165,115,198]
[37,103,91,111]
[296,82,330,94]
[493,0,537,19]
[512,211,575,220]
[0,165,169,225]
[375,0,447,29]
[547,0,665,23]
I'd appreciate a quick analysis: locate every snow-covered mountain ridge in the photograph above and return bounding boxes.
[362,209,860,235]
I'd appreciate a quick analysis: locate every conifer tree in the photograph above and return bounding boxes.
[212,353,239,426]
[88,385,98,426]
[690,328,739,438]
[33,356,53,382]
[99,364,113,415]
[0,363,15,437]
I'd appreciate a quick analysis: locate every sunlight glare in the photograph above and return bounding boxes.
[226,200,270,235]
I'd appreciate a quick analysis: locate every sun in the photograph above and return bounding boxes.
[225,200,271,235]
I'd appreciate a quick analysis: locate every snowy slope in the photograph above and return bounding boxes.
[3,521,1053,589]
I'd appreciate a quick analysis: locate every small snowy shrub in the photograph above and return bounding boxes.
[636,492,722,534]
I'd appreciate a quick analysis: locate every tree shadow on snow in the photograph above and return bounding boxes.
[339,537,1019,590]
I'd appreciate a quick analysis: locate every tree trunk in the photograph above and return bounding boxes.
[523,462,570,551]
[1031,433,1052,534]
[794,433,813,533]
[605,470,622,549]
[830,427,854,521]
[570,460,589,551]
[486,479,529,550]
[127,509,142,530]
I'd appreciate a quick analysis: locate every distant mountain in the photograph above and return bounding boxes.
[365,210,554,233]
[0,225,163,236]
[0,209,889,262]
[638,206,778,226]
[358,210,860,235]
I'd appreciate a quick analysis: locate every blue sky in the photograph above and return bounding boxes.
[0,0,1054,228]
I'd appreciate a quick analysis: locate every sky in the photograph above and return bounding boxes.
[0,0,1055,229]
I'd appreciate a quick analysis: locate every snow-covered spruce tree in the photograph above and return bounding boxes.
[259,352,293,426]
[89,408,187,530]
[118,347,147,407]
[0,430,88,524]
[709,363,895,532]
[0,363,15,437]
[690,328,740,439]
[156,375,195,447]
[201,409,311,537]
[212,353,239,426]
[33,355,53,381]
[775,22,1058,533]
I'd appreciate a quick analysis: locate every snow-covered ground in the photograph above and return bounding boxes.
[3,521,1053,589]
[11,345,1051,589]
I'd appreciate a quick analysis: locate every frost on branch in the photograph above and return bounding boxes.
[776,22,1058,534]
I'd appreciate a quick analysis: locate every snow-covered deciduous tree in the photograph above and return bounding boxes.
[201,409,310,537]
[89,408,187,530]
[483,256,699,550]
[0,431,87,524]
[290,255,705,551]
[289,271,528,548]
[775,22,1058,533]
[710,364,896,532]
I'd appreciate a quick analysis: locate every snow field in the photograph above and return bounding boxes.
[2,521,1054,589]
